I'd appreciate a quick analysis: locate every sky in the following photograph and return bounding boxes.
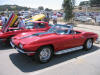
[0,0,89,10]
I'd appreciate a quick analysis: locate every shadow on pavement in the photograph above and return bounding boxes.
[9,45,100,73]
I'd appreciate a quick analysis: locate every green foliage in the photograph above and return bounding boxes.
[38,6,44,10]
[45,8,52,11]
[0,5,29,11]
[79,1,90,6]
[62,0,74,21]
[90,0,100,7]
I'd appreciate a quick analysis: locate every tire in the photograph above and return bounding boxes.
[83,39,93,50]
[34,46,53,63]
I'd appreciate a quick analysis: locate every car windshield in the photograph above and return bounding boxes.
[48,24,72,34]
[25,22,35,29]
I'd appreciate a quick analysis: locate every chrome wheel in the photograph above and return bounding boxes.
[86,39,93,49]
[40,48,51,62]
[84,39,93,50]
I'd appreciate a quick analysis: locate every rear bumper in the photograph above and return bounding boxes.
[10,41,36,55]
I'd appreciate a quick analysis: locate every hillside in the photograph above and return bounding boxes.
[0,5,29,11]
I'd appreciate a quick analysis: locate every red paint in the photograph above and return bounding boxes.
[0,21,50,40]
[12,29,98,56]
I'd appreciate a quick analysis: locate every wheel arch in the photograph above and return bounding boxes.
[85,38,94,43]
[37,44,55,52]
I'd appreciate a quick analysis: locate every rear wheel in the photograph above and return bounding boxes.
[34,46,53,63]
[83,39,93,50]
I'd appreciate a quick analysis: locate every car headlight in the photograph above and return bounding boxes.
[19,43,23,49]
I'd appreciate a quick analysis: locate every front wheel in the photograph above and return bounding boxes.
[34,46,53,63]
[83,39,93,50]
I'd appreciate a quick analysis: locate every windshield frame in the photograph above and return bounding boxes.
[48,24,73,35]
[25,22,36,29]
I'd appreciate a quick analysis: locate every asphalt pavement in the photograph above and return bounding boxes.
[0,24,100,75]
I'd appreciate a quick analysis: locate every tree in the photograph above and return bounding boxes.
[38,6,44,10]
[90,0,100,7]
[62,0,74,21]
[0,5,29,11]
[45,8,52,11]
[79,1,90,6]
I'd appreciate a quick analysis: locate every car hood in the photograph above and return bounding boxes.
[12,31,56,44]
[12,31,45,39]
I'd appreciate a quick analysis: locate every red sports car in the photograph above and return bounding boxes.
[0,21,50,42]
[10,24,98,63]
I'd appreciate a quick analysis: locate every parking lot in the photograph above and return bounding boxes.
[0,24,100,75]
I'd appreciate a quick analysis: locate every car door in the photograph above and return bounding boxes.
[56,34,75,50]
[56,32,84,51]
[72,32,84,47]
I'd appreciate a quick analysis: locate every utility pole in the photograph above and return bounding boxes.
[85,5,88,16]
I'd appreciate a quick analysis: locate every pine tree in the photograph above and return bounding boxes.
[90,0,100,7]
[62,0,74,21]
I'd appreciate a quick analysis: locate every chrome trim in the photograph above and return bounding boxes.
[10,41,15,48]
[10,41,35,54]
[95,38,100,44]
[16,48,36,54]
[55,46,83,55]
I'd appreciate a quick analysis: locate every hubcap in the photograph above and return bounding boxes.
[87,39,93,49]
[40,48,51,61]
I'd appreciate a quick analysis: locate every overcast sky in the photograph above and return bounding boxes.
[0,0,89,10]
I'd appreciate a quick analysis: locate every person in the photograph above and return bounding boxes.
[46,13,50,23]
[1,13,7,29]
[0,16,2,26]
[18,16,25,29]
[52,13,57,24]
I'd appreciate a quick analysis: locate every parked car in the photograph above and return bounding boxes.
[0,21,50,42]
[10,24,98,63]
[74,16,92,22]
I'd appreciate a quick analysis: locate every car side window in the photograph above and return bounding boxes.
[68,30,76,34]
[36,23,46,28]
[69,30,81,34]
[75,31,81,34]
[69,30,74,34]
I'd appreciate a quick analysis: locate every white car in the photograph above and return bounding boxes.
[75,16,92,22]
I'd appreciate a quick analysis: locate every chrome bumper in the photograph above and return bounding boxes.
[95,38,100,44]
[10,41,35,54]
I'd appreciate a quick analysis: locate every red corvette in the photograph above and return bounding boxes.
[10,24,98,63]
[0,21,50,42]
